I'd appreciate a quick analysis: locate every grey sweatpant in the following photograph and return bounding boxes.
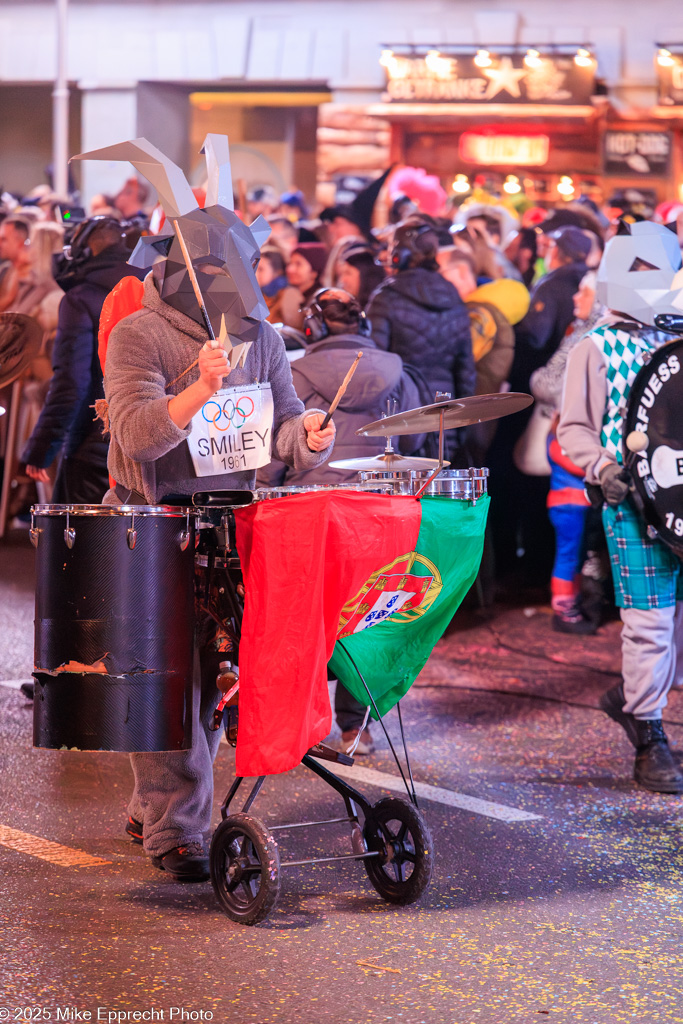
[128,638,223,858]
[621,603,683,720]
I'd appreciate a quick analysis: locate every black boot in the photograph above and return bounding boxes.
[151,842,210,882]
[633,719,683,794]
[600,682,639,748]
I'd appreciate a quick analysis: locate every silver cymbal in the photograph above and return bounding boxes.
[356,392,534,437]
[328,454,449,472]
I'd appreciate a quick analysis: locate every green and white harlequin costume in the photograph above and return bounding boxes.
[558,316,683,722]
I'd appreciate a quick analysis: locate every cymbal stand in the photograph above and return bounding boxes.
[380,399,397,461]
[414,408,446,498]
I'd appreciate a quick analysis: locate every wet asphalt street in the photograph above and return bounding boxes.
[2,526,683,1024]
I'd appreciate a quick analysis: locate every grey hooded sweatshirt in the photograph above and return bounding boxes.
[257,333,427,488]
[103,273,330,503]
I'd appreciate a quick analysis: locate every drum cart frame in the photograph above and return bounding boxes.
[194,490,434,925]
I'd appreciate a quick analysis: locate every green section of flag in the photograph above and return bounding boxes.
[328,495,489,718]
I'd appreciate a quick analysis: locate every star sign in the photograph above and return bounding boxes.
[482,56,527,99]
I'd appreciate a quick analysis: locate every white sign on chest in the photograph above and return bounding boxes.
[187,382,274,477]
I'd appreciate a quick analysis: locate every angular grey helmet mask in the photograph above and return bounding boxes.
[72,135,271,344]
[597,220,683,327]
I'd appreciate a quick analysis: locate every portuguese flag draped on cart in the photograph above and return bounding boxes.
[234,491,489,777]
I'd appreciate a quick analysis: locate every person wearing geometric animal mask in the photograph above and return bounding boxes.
[558,221,683,793]
[75,136,336,880]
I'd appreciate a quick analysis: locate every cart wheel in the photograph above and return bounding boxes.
[210,813,280,925]
[363,797,433,905]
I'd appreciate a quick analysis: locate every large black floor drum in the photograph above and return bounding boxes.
[31,504,197,751]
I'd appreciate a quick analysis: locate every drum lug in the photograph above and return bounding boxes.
[29,512,40,548]
[126,512,137,550]
[469,466,477,505]
[63,510,75,549]
[179,510,191,551]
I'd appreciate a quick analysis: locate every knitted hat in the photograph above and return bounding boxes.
[292,242,328,277]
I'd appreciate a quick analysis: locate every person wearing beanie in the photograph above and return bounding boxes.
[280,242,328,330]
[367,217,475,464]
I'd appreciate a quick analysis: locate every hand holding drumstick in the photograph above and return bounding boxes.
[304,351,363,452]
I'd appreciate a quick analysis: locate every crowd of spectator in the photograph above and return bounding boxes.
[2,164,683,649]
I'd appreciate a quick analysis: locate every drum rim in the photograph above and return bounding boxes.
[32,504,196,517]
[255,483,395,498]
[358,467,489,480]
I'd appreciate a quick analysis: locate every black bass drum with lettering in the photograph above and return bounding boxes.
[624,336,683,559]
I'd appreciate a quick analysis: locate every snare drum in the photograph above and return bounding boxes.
[415,468,488,502]
[254,482,394,500]
[357,468,488,502]
[31,504,197,752]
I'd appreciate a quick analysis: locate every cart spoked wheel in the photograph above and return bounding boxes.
[363,797,433,905]
[210,813,281,924]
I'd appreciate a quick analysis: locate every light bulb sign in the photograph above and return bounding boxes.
[603,131,672,176]
[381,52,595,104]
[658,61,683,105]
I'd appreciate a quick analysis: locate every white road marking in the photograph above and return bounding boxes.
[0,678,32,690]
[0,824,111,867]
[324,761,543,822]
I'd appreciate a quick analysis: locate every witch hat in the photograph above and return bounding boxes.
[321,166,393,238]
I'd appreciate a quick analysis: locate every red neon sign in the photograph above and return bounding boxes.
[459,133,550,166]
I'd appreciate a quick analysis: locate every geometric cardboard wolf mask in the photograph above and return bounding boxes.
[597,220,683,327]
[72,135,271,345]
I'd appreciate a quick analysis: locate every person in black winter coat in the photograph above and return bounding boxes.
[509,226,591,394]
[488,225,593,585]
[22,218,145,503]
[366,218,475,462]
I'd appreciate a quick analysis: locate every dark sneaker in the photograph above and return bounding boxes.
[600,682,639,748]
[633,719,683,794]
[125,816,143,844]
[551,611,596,635]
[151,842,210,882]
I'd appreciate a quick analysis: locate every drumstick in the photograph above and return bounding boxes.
[173,219,218,346]
[320,351,363,431]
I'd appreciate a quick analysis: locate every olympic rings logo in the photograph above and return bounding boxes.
[201,395,255,431]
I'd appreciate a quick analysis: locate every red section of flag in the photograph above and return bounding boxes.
[233,491,421,776]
